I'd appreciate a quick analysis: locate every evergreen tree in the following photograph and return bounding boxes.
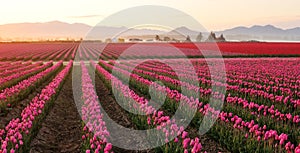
[196,32,203,42]
[155,35,161,41]
[206,32,216,42]
[186,35,191,42]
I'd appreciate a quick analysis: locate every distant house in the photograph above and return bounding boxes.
[118,38,125,43]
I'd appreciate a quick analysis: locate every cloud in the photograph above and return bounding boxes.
[68,14,104,19]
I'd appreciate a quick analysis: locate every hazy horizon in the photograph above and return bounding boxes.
[1,20,300,42]
[1,0,299,31]
[1,20,300,32]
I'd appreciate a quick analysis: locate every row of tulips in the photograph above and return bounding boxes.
[0,62,35,77]
[122,61,300,139]
[120,60,300,130]
[0,62,40,71]
[0,62,25,72]
[66,45,78,60]
[0,61,63,113]
[98,61,299,152]
[80,62,113,153]
[0,43,78,61]
[47,48,70,61]
[0,61,73,153]
[125,59,299,109]
[138,58,300,91]
[129,59,299,98]
[0,62,53,90]
[120,60,300,151]
[0,63,13,69]
[160,59,299,98]
[92,61,205,153]
[124,61,300,131]
[116,61,300,122]
[106,61,299,123]
[105,60,300,136]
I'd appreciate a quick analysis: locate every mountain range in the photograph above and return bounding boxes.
[0,21,299,41]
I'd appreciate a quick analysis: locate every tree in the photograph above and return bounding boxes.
[196,32,203,42]
[217,34,226,42]
[206,32,216,42]
[163,36,171,41]
[186,35,191,42]
[155,35,161,41]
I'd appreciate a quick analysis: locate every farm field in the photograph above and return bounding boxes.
[0,42,299,153]
[0,42,300,61]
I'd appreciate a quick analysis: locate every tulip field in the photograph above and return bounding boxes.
[0,42,299,153]
[0,42,300,61]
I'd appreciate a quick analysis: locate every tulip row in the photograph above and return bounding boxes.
[0,62,31,74]
[135,58,300,88]
[92,61,205,153]
[98,61,299,152]
[117,60,299,118]
[0,62,42,78]
[0,61,73,153]
[0,61,64,114]
[0,43,78,61]
[123,60,300,134]
[0,62,53,90]
[106,61,299,123]
[125,60,300,150]
[93,43,300,60]
[80,62,113,153]
[125,59,299,109]
[165,59,299,98]
[128,58,299,95]
[0,62,25,72]
[105,60,299,135]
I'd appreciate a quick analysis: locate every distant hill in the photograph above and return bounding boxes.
[0,21,299,41]
[165,25,300,41]
[0,21,165,41]
[216,25,300,41]
[0,21,91,41]
[162,26,208,41]
[86,26,164,40]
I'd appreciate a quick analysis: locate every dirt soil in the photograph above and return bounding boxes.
[29,75,82,153]
[95,76,153,153]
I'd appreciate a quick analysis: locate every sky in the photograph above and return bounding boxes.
[0,0,299,31]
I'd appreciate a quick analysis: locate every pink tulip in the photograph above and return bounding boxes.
[182,131,188,139]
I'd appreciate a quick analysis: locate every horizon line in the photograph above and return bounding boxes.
[0,20,299,31]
